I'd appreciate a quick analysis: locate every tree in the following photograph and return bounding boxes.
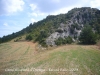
[79,25,97,44]
[0,37,2,43]
[65,36,73,44]
[35,30,48,42]
[34,30,49,47]
[70,25,75,34]
[26,34,33,40]
[55,37,64,45]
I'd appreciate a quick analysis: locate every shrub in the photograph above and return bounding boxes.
[65,36,73,44]
[70,26,75,34]
[55,36,73,45]
[56,29,63,33]
[14,39,19,42]
[55,37,64,45]
[79,25,97,44]
[26,34,33,40]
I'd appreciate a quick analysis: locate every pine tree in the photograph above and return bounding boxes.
[79,25,97,44]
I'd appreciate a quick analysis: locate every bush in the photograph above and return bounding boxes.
[26,34,33,40]
[41,41,48,47]
[55,36,73,45]
[38,39,47,47]
[70,26,75,34]
[55,37,64,45]
[35,30,48,42]
[56,29,63,33]
[79,25,97,44]
[65,36,73,44]
[14,39,19,42]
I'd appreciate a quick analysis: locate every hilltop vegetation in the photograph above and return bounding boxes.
[79,25,97,44]
[0,7,100,46]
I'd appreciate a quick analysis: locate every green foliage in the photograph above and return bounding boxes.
[55,36,73,45]
[95,24,100,34]
[65,36,73,44]
[14,39,19,42]
[72,23,81,30]
[14,37,22,42]
[55,37,64,45]
[70,26,75,34]
[39,39,48,47]
[35,30,49,47]
[70,24,81,34]
[79,25,97,44]
[26,34,33,40]
[0,37,2,43]
[56,29,63,33]
[35,30,48,42]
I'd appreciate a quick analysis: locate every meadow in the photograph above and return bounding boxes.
[0,42,100,75]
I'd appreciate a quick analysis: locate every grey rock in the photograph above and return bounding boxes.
[46,7,98,46]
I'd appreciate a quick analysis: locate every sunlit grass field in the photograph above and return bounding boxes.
[0,42,100,75]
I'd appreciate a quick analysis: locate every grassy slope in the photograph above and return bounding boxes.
[0,42,100,75]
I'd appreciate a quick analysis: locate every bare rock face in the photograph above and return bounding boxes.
[46,32,58,46]
[46,22,82,46]
[45,10,83,46]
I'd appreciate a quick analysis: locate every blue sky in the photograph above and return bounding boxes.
[0,0,100,37]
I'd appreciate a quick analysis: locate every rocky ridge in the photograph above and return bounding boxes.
[46,7,100,46]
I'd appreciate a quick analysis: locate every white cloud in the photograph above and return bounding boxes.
[29,4,37,11]
[51,0,61,3]
[90,0,100,8]
[3,23,8,26]
[50,7,73,15]
[27,0,100,17]
[29,3,47,17]
[28,0,89,16]
[29,3,46,17]
[50,5,82,15]
[0,0,25,15]
[29,12,38,17]
[30,18,37,23]
[28,10,47,17]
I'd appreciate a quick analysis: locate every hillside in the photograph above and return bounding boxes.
[0,7,100,46]
[0,42,100,75]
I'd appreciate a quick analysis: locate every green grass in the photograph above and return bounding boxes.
[30,46,100,75]
[0,42,100,75]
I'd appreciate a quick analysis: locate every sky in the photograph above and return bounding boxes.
[0,0,100,37]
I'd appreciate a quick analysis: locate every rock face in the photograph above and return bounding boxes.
[46,23,82,46]
[46,7,100,46]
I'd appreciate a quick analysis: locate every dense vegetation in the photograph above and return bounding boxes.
[55,36,73,45]
[26,34,33,41]
[0,7,100,46]
[79,25,97,44]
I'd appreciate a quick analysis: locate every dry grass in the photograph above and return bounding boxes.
[97,41,100,49]
[0,42,100,75]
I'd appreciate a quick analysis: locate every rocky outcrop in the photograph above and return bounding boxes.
[46,22,82,46]
[46,7,99,46]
